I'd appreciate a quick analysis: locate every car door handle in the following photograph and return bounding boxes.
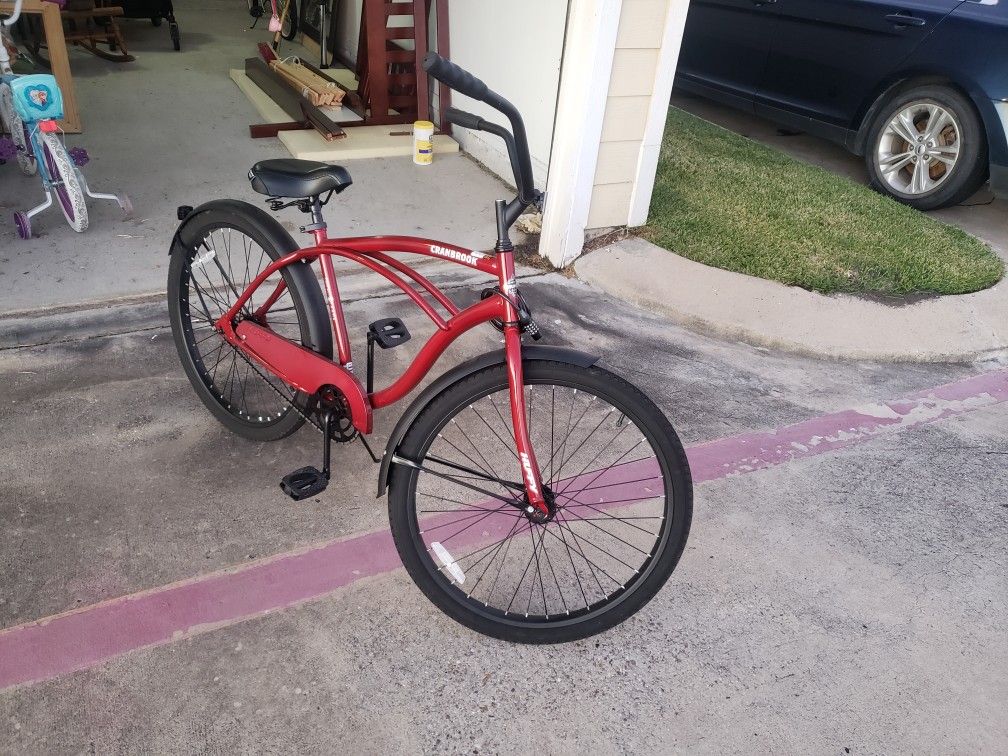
[885,13,927,27]
[752,0,778,5]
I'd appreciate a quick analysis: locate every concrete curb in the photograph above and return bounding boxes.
[574,236,1008,363]
[0,263,548,350]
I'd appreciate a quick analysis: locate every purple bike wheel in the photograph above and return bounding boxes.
[43,142,76,223]
[14,212,31,240]
[39,132,88,233]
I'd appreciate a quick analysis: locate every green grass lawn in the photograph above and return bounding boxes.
[642,107,1004,296]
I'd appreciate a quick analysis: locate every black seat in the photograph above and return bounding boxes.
[248,159,353,199]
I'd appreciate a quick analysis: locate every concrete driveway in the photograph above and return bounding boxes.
[670,91,1008,257]
[1,269,1005,753]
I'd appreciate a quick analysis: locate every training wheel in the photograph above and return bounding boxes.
[0,137,15,162]
[14,212,32,240]
[119,194,134,218]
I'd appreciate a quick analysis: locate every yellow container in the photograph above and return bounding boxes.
[413,120,434,166]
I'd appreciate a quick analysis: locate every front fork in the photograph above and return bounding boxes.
[498,253,549,519]
[505,324,549,519]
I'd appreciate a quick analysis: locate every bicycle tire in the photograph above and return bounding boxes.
[1,85,37,176]
[281,0,298,41]
[40,132,87,233]
[388,360,692,643]
[167,200,333,442]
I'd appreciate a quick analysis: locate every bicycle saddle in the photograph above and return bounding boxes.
[248,159,352,199]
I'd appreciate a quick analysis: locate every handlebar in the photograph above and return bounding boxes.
[422,52,540,222]
[2,0,24,26]
[422,53,490,104]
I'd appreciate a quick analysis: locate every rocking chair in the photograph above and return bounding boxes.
[25,0,135,66]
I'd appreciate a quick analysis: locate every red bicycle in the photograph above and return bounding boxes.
[168,54,692,643]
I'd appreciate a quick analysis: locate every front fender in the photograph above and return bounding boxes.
[375,345,600,497]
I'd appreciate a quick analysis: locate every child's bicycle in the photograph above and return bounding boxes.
[168,53,693,643]
[0,0,131,239]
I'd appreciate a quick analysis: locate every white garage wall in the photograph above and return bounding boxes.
[330,2,568,190]
[444,1,569,191]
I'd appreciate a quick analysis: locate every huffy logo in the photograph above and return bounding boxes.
[430,244,482,266]
[519,452,539,496]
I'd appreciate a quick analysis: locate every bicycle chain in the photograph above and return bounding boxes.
[223,337,380,463]
[224,340,327,437]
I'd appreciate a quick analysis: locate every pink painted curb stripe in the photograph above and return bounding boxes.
[688,366,1008,483]
[1,367,1005,690]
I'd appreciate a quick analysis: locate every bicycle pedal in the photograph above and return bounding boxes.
[368,318,411,349]
[280,465,329,501]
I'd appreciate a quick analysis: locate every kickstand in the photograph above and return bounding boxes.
[358,432,380,464]
[320,409,333,479]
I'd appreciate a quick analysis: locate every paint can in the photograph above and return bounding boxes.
[413,120,434,166]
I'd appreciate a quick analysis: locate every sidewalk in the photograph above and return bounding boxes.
[575,236,1008,362]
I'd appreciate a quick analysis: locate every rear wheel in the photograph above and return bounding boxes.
[281,0,298,41]
[40,132,87,233]
[388,360,693,643]
[167,201,333,442]
[865,85,987,210]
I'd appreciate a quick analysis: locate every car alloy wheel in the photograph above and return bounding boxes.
[876,100,961,197]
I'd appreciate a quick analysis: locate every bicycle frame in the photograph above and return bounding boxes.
[214,228,550,515]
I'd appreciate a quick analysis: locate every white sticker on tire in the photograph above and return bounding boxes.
[431,541,465,584]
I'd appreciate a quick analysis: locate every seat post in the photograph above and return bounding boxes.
[302,196,329,243]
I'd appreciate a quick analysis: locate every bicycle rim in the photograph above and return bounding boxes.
[40,133,87,232]
[1,86,37,176]
[176,224,310,429]
[395,363,688,634]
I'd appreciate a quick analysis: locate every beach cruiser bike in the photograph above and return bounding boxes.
[0,0,131,239]
[168,53,693,643]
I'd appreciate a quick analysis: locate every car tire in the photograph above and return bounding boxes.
[864,85,988,211]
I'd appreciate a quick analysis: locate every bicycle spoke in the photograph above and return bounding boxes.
[539,525,569,615]
[178,224,307,428]
[408,377,673,623]
[424,454,524,490]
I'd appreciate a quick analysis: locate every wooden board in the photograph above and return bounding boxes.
[0,0,81,132]
[230,68,458,161]
[244,56,346,141]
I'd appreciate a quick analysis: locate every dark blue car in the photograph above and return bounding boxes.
[675,0,1008,210]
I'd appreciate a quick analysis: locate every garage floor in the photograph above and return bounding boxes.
[0,0,511,315]
[670,91,1008,258]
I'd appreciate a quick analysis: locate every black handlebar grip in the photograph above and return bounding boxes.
[422,52,490,103]
[444,107,484,131]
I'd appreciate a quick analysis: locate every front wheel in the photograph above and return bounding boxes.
[388,360,693,643]
[40,132,88,233]
[0,85,37,177]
